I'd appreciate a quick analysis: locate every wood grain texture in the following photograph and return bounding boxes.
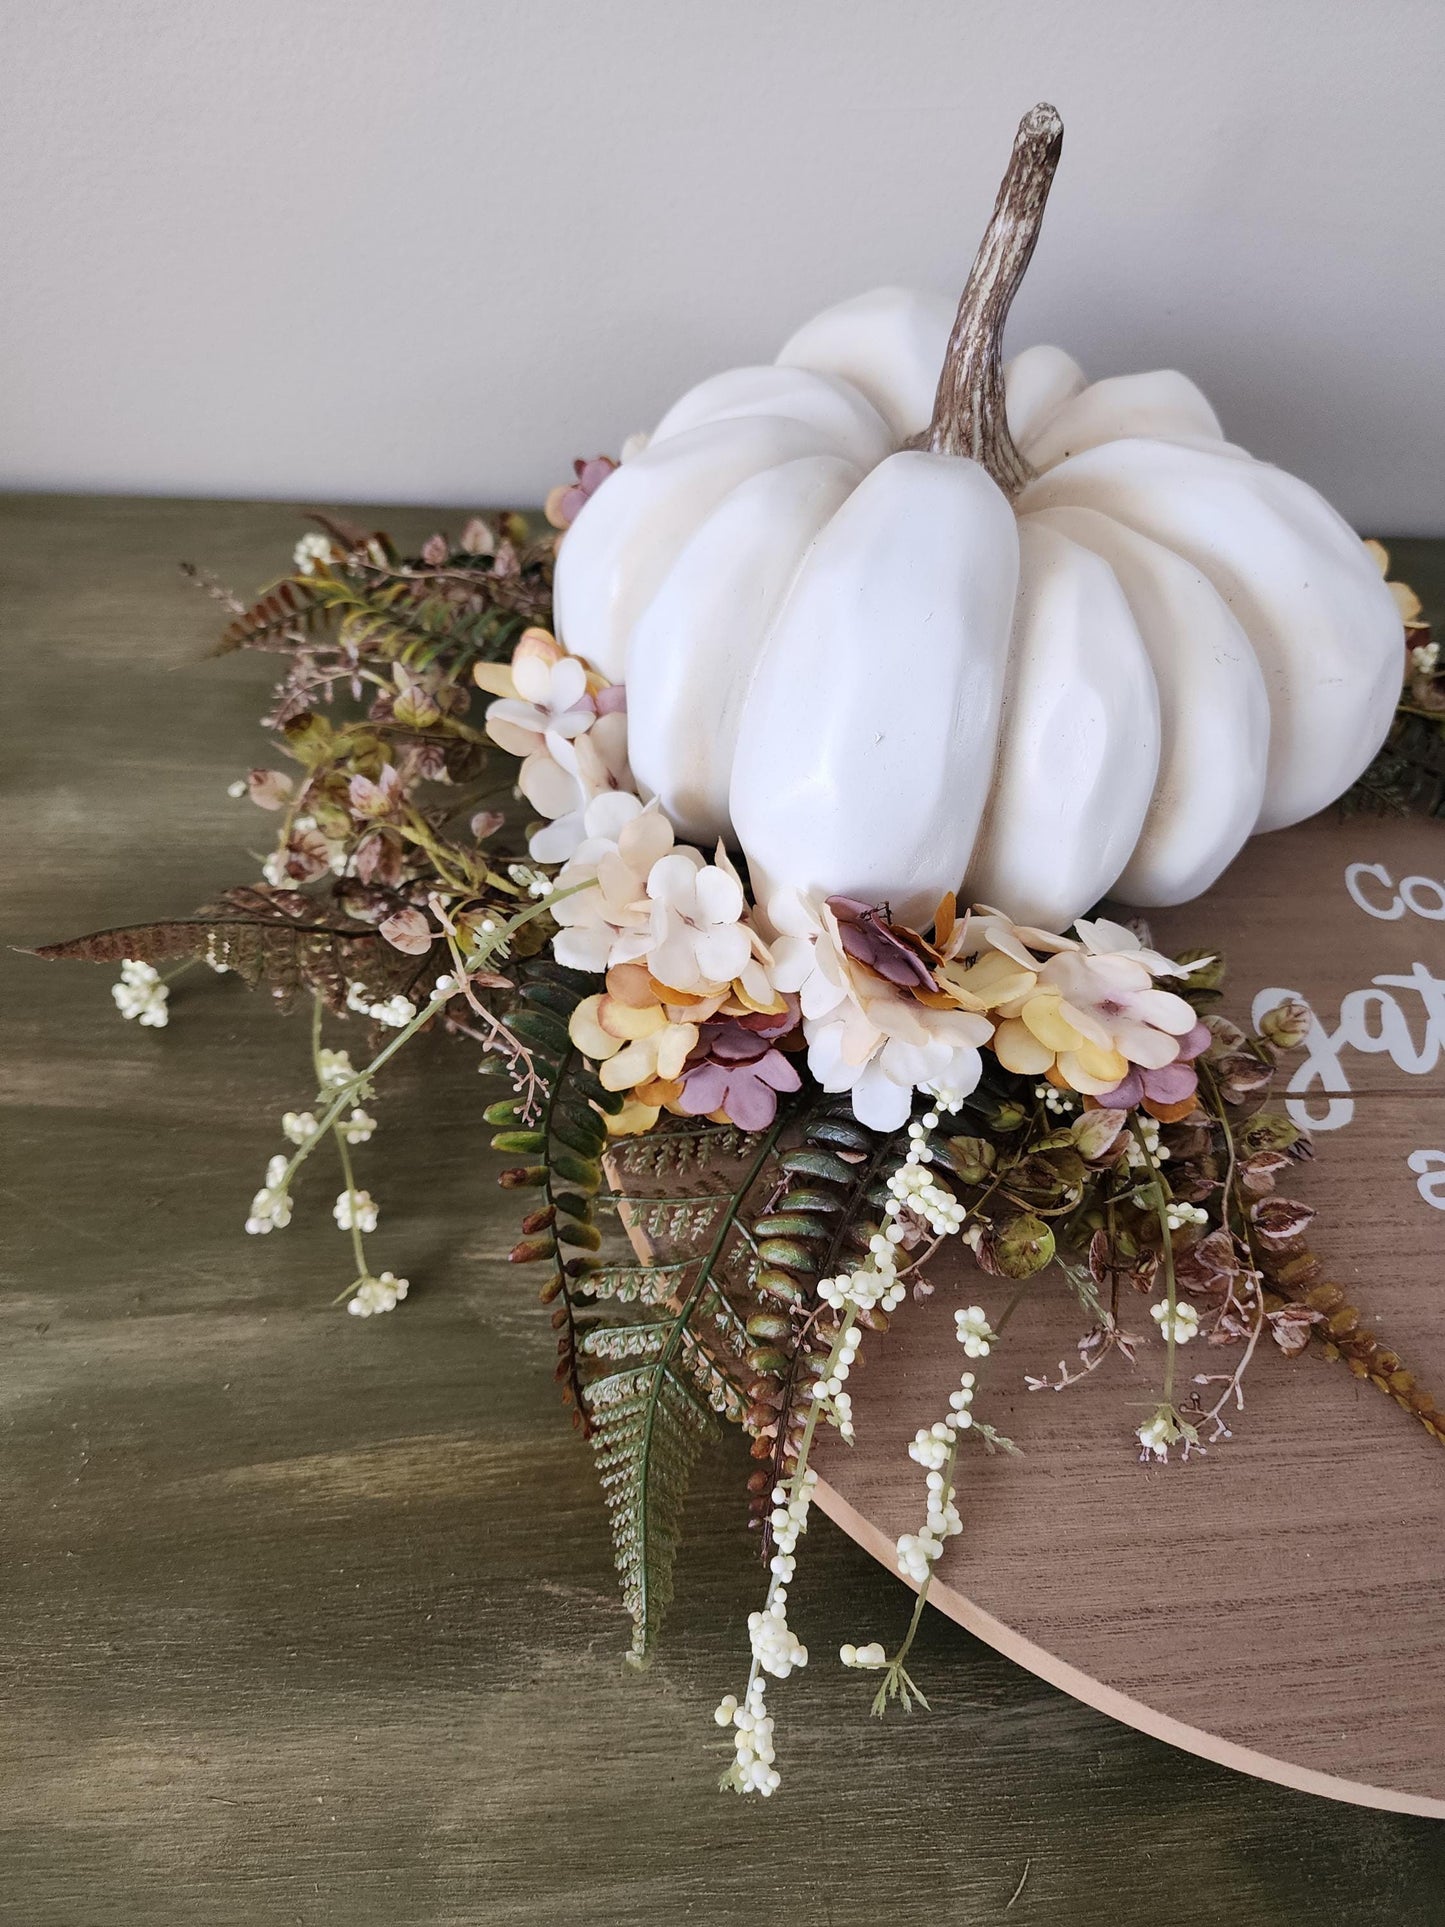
[2,497,1442,1925]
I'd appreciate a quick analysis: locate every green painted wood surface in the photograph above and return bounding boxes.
[2,495,1442,1926]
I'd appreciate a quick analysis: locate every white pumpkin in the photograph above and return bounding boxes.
[553,105,1403,932]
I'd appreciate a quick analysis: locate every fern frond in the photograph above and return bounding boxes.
[577,1107,792,1656]
[622,1193,729,1247]
[745,1103,908,1547]
[205,575,329,656]
[607,1120,752,1180]
[584,1260,694,1306]
[31,884,427,1014]
[1344,709,1445,819]
[582,1322,670,1363]
[495,968,618,1433]
[584,1364,716,1664]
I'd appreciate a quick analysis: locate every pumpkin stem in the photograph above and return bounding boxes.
[927,102,1063,492]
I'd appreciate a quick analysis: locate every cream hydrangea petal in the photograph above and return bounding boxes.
[552,926,614,974]
[541,727,583,778]
[646,850,705,908]
[547,705,598,742]
[647,926,703,993]
[693,863,744,928]
[1051,996,1115,1052]
[528,813,586,863]
[1108,1020,1181,1069]
[768,934,815,994]
[693,922,750,987]
[762,888,821,942]
[607,928,654,966]
[597,997,667,1042]
[734,958,784,1011]
[519,750,582,820]
[550,656,591,712]
[583,790,644,841]
[618,804,675,874]
[582,712,631,788]
[878,1035,936,1088]
[600,1039,659,1090]
[925,1006,995,1050]
[1073,916,1138,956]
[992,1017,1055,1076]
[484,703,545,759]
[596,849,647,917]
[934,1043,984,1103]
[472,662,517,699]
[804,1020,852,1093]
[1129,987,1200,1035]
[849,1058,913,1132]
[654,1023,699,1082]
[569,995,623,1060]
[511,630,565,702]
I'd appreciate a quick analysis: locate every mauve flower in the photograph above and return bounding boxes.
[679,1046,801,1131]
[379,907,434,956]
[1097,1020,1212,1119]
[828,897,937,993]
[245,768,294,811]
[678,1005,801,1130]
[545,456,619,530]
[349,763,404,820]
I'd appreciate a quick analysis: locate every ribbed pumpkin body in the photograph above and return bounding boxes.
[554,286,1401,930]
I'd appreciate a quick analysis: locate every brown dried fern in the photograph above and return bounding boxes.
[1268,1263,1445,1447]
[31,884,430,1015]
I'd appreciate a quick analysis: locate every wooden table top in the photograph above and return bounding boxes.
[3,494,1442,1925]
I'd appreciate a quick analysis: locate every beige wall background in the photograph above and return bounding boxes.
[2,0,1442,529]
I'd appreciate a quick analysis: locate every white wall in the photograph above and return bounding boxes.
[3,0,1442,529]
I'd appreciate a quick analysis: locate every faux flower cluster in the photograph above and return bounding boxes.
[477,630,1212,1136]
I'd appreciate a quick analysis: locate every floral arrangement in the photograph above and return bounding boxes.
[42,504,1445,1798]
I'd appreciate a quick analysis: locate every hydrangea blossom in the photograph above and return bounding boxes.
[769,896,990,1132]
[476,629,633,863]
[549,794,673,973]
[645,847,761,995]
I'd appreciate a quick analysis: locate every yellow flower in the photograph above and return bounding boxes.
[568,973,699,1094]
[936,945,1038,1013]
[603,1078,686,1137]
[1364,538,1424,628]
[991,996,1130,1094]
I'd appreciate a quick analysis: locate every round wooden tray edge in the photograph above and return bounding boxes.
[810,1474,1445,1821]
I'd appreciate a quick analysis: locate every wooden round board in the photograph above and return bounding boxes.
[810,811,1445,1816]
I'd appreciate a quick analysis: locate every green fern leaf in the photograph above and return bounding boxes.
[584,1363,716,1663]
[575,1107,793,1656]
[584,1260,694,1306]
